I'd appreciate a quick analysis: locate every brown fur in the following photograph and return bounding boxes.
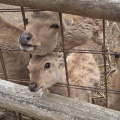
[28,49,100,103]
[57,17,104,49]
[108,34,120,111]
[19,11,103,55]
[0,15,29,80]
[20,11,67,55]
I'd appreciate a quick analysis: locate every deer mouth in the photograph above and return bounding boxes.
[21,43,36,48]
[29,87,41,92]
[20,44,36,52]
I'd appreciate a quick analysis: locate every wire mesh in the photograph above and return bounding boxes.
[0,5,120,119]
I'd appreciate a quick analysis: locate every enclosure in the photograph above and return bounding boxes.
[0,0,120,120]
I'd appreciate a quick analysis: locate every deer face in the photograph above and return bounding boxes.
[27,55,63,92]
[19,11,66,55]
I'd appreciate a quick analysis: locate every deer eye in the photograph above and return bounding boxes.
[50,24,59,29]
[45,63,51,69]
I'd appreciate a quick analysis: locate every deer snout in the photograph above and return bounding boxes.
[29,82,37,92]
[19,32,32,45]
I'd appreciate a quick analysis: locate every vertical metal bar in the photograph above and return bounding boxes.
[14,112,17,120]
[59,13,70,97]
[21,7,32,61]
[17,113,22,120]
[4,109,9,119]
[0,49,8,80]
[21,7,27,30]
[29,53,32,59]
[102,20,108,108]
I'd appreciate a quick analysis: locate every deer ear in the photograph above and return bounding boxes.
[62,18,73,32]
[64,18,73,27]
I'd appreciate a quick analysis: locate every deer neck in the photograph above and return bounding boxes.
[57,67,67,84]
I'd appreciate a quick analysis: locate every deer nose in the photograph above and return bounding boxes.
[29,82,37,92]
[19,32,32,44]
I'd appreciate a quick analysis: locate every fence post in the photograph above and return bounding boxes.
[0,80,120,120]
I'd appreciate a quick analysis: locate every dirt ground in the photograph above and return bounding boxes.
[0,3,120,120]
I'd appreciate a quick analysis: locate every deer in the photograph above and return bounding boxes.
[0,11,102,103]
[108,34,120,111]
[0,15,32,120]
[0,15,30,83]
[18,11,104,55]
[18,11,102,103]
[27,49,100,103]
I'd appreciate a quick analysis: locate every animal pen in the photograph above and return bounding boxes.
[0,0,120,120]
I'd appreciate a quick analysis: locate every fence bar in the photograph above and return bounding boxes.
[59,13,70,97]
[0,43,120,56]
[0,8,42,12]
[0,49,8,80]
[0,0,120,22]
[102,20,108,108]
[0,3,120,115]
[0,80,120,120]
[17,113,22,120]
[21,7,27,30]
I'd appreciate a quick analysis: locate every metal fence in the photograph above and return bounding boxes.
[0,6,120,120]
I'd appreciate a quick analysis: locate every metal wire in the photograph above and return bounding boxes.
[55,83,120,94]
[54,48,120,56]
[20,6,32,60]
[102,20,108,108]
[21,7,27,30]
[17,113,22,120]
[0,44,120,56]
[0,45,21,51]
[0,7,120,115]
[59,13,71,97]
[0,8,43,12]
[0,8,119,86]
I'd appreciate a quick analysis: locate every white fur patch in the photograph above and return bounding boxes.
[25,47,34,52]
[20,45,34,52]
[37,89,43,97]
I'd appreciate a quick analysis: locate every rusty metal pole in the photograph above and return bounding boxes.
[21,7,27,30]
[59,13,70,97]
[102,19,108,108]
